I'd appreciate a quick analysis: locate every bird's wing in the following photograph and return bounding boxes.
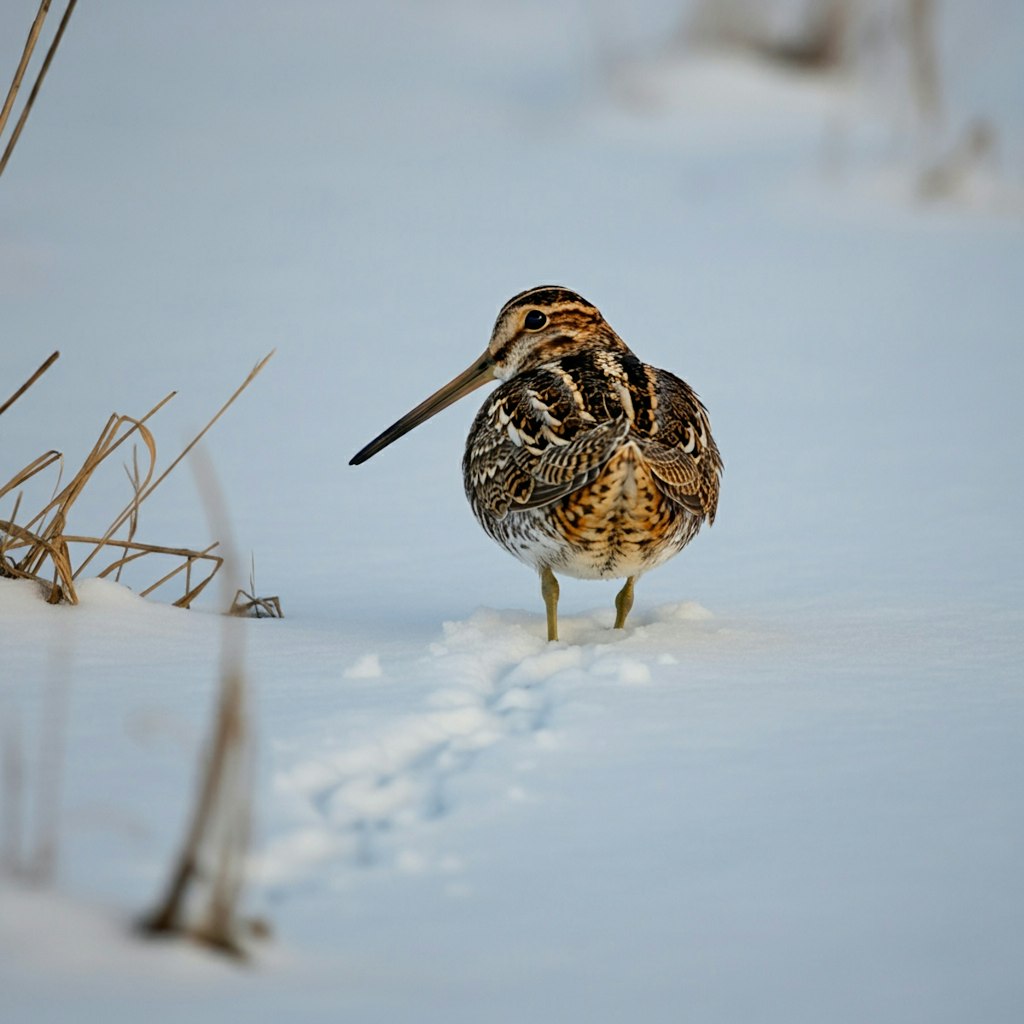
[641,442,707,518]
[514,415,631,510]
[464,369,630,519]
[639,371,722,523]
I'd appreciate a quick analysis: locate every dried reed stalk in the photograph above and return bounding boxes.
[0,1,52,139]
[0,351,59,418]
[0,0,78,179]
[230,590,283,619]
[75,351,274,582]
[1,352,272,606]
[230,555,283,618]
[0,450,61,504]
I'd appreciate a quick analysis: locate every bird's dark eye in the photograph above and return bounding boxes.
[524,310,547,331]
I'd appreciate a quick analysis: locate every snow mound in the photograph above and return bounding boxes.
[342,653,383,679]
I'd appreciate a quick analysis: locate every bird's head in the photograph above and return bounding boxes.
[350,285,622,465]
[483,286,615,380]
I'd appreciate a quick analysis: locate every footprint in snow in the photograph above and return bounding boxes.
[257,602,713,889]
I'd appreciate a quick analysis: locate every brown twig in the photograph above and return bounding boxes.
[230,591,283,619]
[229,554,283,618]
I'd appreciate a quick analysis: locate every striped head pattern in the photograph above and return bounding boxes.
[350,285,624,464]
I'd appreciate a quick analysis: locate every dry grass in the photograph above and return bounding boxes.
[1,352,273,607]
[0,350,59,417]
[230,556,284,619]
[0,1,52,140]
[0,0,79,180]
[3,3,266,956]
[2,357,272,956]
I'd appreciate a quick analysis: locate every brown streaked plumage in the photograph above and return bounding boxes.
[350,286,722,641]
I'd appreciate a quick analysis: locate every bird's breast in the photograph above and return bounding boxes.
[482,442,693,580]
[547,444,677,569]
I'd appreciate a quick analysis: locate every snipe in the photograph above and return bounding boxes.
[350,286,722,641]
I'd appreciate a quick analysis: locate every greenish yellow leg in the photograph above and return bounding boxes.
[540,566,560,642]
[613,575,635,630]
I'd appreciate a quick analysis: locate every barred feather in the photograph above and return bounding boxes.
[463,326,722,581]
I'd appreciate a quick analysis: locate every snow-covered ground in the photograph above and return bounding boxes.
[2,2,1023,1021]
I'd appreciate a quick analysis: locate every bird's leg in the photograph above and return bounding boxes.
[540,565,560,642]
[613,575,635,629]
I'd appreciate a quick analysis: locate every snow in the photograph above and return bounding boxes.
[343,653,383,680]
[2,1,1024,1022]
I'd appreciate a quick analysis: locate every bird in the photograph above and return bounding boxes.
[350,286,722,642]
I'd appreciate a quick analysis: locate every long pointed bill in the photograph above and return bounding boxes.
[349,352,495,465]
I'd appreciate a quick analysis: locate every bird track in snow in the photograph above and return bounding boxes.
[256,603,715,892]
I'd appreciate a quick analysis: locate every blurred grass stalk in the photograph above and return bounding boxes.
[1,649,71,886]
[139,446,260,959]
